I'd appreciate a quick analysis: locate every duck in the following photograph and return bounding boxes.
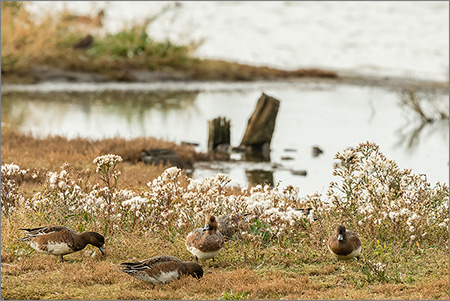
[72,34,94,49]
[119,255,203,286]
[327,225,361,260]
[185,215,225,262]
[19,226,105,262]
[217,213,249,239]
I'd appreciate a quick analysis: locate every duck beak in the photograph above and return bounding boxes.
[98,246,105,255]
[202,224,211,232]
[338,234,344,242]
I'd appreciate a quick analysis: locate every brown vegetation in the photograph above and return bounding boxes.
[1,245,448,299]
[0,129,203,191]
[1,131,448,299]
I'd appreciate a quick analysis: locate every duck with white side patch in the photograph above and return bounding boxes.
[129,269,179,284]
[119,255,203,287]
[46,241,74,255]
[154,270,180,283]
[185,215,225,263]
[19,226,105,262]
[186,245,222,261]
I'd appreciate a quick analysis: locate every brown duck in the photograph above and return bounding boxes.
[327,225,361,260]
[19,226,105,262]
[119,255,203,286]
[185,215,225,262]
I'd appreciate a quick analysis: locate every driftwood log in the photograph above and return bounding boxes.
[240,93,280,161]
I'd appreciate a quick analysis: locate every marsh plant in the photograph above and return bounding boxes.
[2,142,448,256]
[318,142,448,246]
[1,163,27,216]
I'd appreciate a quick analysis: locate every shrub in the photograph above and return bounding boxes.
[309,141,449,248]
[1,142,448,252]
[1,163,27,216]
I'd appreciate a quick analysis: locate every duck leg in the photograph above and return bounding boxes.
[60,255,65,263]
[195,256,198,263]
[25,249,35,256]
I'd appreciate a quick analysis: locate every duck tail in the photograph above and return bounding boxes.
[118,262,147,273]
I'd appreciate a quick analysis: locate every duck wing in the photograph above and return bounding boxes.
[120,255,181,271]
[347,231,362,247]
[19,226,70,240]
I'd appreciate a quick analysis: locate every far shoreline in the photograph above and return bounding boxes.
[1,62,448,93]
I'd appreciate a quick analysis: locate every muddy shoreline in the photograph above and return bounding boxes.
[2,64,448,93]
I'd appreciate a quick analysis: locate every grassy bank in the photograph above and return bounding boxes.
[1,130,448,299]
[1,2,337,84]
[0,129,205,190]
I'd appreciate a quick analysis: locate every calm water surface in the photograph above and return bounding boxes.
[2,82,448,196]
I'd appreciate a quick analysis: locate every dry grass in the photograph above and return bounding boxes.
[2,222,449,300]
[1,2,194,81]
[1,129,202,190]
[1,131,448,299]
[1,249,448,300]
[1,2,61,73]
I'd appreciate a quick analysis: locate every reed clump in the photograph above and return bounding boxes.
[1,2,62,74]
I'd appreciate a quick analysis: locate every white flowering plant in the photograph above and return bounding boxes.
[1,163,27,215]
[2,142,448,255]
[309,141,449,248]
[93,154,122,191]
[22,163,92,228]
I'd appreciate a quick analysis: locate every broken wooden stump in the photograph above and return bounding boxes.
[208,116,231,154]
[240,93,280,161]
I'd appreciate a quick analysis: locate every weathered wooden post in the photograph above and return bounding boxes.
[240,93,280,161]
[208,116,231,153]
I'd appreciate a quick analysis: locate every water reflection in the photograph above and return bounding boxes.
[396,118,449,152]
[393,87,449,152]
[1,90,199,138]
[1,84,448,193]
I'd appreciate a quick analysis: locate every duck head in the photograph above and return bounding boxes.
[84,232,105,255]
[184,261,204,279]
[337,225,347,242]
[202,215,218,233]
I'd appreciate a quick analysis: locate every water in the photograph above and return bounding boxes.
[28,1,450,81]
[4,2,449,196]
[2,82,449,196]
